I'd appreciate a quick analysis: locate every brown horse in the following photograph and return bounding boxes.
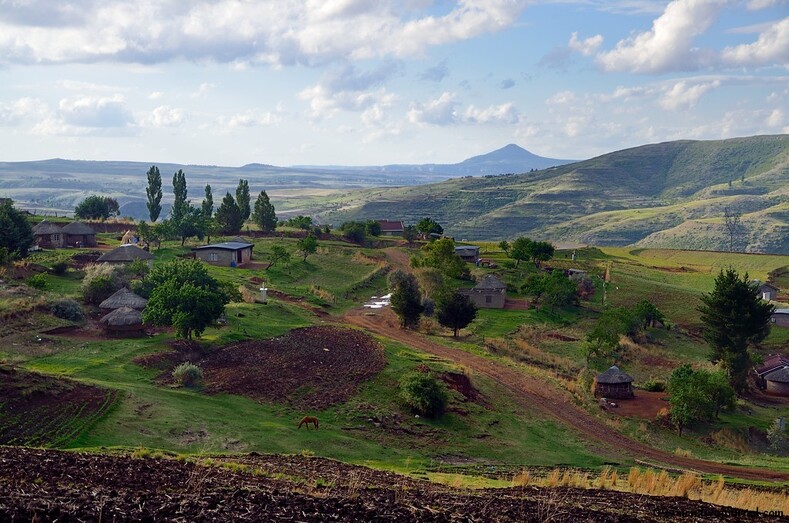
[297,416,319,430]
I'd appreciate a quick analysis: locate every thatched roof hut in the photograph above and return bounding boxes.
[33,220,62,235]
[595,365,634,399]
[100,306,144,336]
[764,366,789,396]
[99,287,148,310]
[97,244,154,265]
[61,221,97,247]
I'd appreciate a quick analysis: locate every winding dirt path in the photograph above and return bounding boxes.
[342,306,789,482]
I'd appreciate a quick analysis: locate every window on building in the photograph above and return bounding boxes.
[53,234,60,241]
[208,252,219,261]
[485,295,492,304]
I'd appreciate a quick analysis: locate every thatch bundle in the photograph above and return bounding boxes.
[100,306,143,327]
[99,288,148,310]
[32,220,62,235]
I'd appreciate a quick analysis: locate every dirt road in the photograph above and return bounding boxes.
[343,306,789,482]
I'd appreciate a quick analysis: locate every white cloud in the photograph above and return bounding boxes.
[568,32,603,56]
[218,107,283,128]
[146,105,186,127]
[720,17,789,66]
[0,1,527,66]
[766,108,785,127]
[746,0,785,10]
[464,102,521,124]
[546,90,577,105]
[192,83,215,98]
[299,63,398,119]
[0,98,49,126]
[659,79,721,109]
[407,92,460,125]
[408,93,521,126]
[596,0,726,73]
[148,91,164,100]
[58,95,134,127]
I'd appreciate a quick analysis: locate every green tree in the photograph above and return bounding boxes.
[74,195,119,220]
[266,244,290,271]
[698,268,774,392]
[236,179,251,222]
[214,192,243,235]
[0,200,34,257]
[436,291,477,337]
[251,190,277,232]
[144,279,227,339]
[417,238,467,279]
[528,240,555,268]
[389,269,423,328]
[146,165,163,222]
[498,240,510,256]
[201,184,213,218]
[633,299,665,329]
[403,225,418,245]
[173,206,206,246]
[399,371,447,418]
[667,365,735,435]
[584,306,637,364]
[522,270,578,309]
[139,259,228,339]
[284,215,313,230]
[364,220,381,236]
[296,235,318,261]
[171,169,189,224]
[509,237,533,267]
[340,221,367,244]
[416,217,443,238]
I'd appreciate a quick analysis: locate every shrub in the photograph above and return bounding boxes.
[399,371,447,418]
[82,263,123,304]
[642,378,666,392]
[50,261,69,275]
[26,273,48,290]
[173,362,204,387]
[50,299,85,322]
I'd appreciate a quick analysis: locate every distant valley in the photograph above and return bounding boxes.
[1,135,787,254]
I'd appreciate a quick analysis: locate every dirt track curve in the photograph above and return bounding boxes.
[342,307,789,482]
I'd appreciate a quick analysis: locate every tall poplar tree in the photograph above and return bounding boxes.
[215,192,243,234]
[236,179,251,222]
[201,184,214,218]
[251,190,277,232]
[146,165,163,222]
[171,169,188,224]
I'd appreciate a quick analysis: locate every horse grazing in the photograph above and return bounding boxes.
[297,416,319,430]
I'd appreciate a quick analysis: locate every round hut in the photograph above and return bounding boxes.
[764,366,789,396]
[100,306,145,336]
[595,365,634,399]
[32,220,64,249]
[99,287,148,311]
[97,244,154,267]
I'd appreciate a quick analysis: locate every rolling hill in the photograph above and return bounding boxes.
[311,135,789,254]
[0,145,571,220]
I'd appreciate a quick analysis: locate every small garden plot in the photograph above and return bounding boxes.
[147,326,386,410]
[0,366,118,447]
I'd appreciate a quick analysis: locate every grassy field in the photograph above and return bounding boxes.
[2,236,788,481]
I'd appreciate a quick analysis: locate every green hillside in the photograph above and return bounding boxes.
[314,135,789,253]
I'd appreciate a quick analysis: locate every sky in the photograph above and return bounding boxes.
[0,0,787,166]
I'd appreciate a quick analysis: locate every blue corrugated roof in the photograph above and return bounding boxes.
[193,242,253,251]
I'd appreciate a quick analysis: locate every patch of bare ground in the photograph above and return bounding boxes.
[137,326,386,410]
[0,366,117,446]
[608,391,669,420]
[0,447,774,522]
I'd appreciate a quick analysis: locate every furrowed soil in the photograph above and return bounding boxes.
[137,326,386,409]
[342,307,789,482]
[0,447,776,522]
[0,366,118,447]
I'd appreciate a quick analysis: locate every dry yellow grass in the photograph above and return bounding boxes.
[519,466,789,514]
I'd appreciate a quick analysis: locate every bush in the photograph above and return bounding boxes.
[50,299,85,322]
[82,263,123,304]
[26,273,48,290]
[399,371,447,418]
[642,378,666,392]
[50,261,69,275]
[173,362,204,387]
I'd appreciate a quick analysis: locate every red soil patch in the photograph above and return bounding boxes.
[0,366,117,446]
[140,326,386,410]
[70,251,102,268]
[0,447,769,522]
[439,371,484,405]
[608,391,669,420]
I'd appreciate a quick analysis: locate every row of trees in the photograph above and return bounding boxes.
[585,300,665,364]
[499,237,555,268]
